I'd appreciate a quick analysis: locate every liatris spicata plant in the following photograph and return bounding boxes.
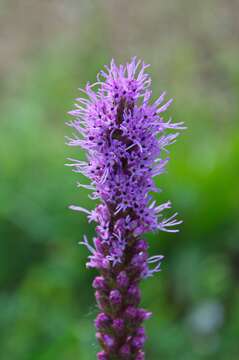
[66,58,185,359]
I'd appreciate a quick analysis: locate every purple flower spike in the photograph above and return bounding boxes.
[67,58,184,359]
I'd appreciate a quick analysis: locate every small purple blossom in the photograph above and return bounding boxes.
[112,318,124,333]
[67,58,184,359]
[95,313,111,331]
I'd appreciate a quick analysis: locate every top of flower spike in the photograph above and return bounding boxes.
[66,57,185,238]
[97,58,152,104]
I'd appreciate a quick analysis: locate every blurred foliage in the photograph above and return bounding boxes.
[0,1,239,359]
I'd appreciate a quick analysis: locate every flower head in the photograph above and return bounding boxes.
[67,57,184,271]
[67,57,184,359]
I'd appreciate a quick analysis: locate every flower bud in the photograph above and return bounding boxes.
[127,284,141,305]
[119,344,131,359]
[135,350,145,360]
[112,318,124,333]
[95,290,109,311]
[92,276,107,291]
[131,252,147,268]
[97,351,109,360]
[131,328,146,351]
[136,309,152,322]
[116,271,129,289]
[95,313,111,331]
[102,334,115,350]
[109,289,122,308]
[134,239,148,253]
[125,306,138,321]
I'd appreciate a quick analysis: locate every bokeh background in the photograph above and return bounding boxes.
[1,1,239,359]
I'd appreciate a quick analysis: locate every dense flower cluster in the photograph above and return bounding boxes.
[67,58,184,359]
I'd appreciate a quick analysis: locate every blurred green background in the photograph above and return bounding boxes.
[0,1,239,359]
